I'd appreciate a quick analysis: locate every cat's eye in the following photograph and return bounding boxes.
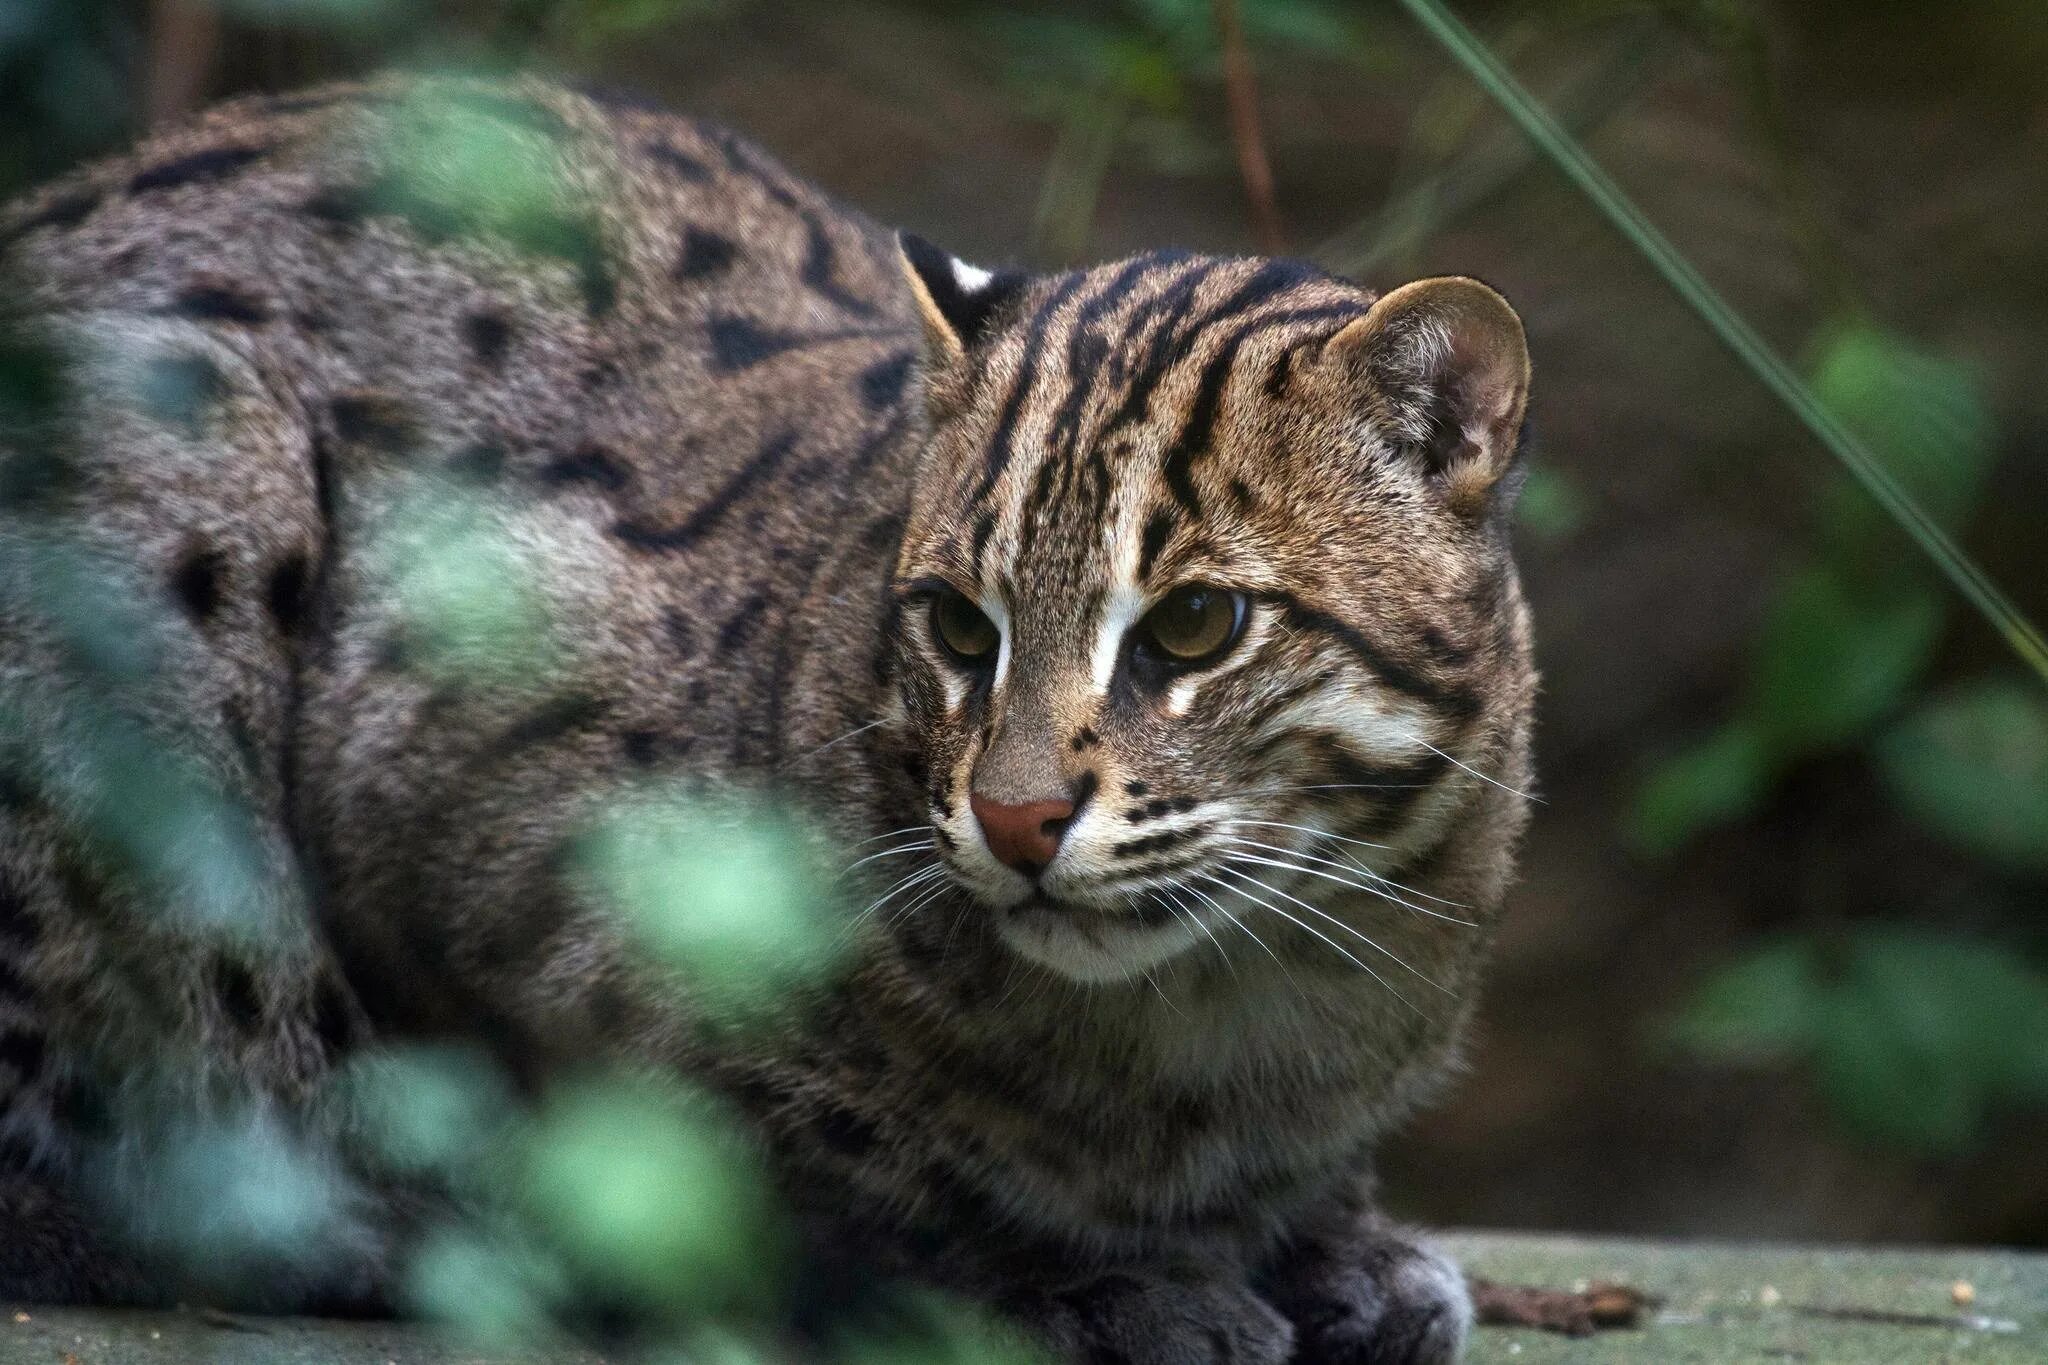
[931,590,999,664]
[1137,585,1246,665]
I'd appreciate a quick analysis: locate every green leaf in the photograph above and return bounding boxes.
[521,1078,785,1315]
[1629,720,1776,855]
[1661,937,1818,1062]
[1808,322,1996,544]
[1812,976,1983,1156]
[1877,678,2048,875]
[1514,466,1586,543]
[1852,930,2048,1103]
[1748,564,1943,751]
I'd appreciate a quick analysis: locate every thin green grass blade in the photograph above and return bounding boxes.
[1392,0,2048,688]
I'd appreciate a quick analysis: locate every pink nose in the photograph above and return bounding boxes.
[970,794,1075,875]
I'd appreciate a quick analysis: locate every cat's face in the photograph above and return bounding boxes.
[888,244,1533,983]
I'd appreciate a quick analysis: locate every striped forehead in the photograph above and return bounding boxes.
[966,254,1364,604]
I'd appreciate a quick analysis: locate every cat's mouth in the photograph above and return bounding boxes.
[1010,892,1180,928]
[996,890,1208,983]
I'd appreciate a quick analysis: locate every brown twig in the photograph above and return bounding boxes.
[1470,1278,1655,1336]
[1212,0,1287,254]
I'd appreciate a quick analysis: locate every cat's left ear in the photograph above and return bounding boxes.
[1324,276,1530,511]
[896,231,1028,361]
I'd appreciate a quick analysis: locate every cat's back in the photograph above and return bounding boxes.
[0,75,920,515]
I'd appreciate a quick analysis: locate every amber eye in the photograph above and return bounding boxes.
[1138,585,1246,664]
[931,590,999,663]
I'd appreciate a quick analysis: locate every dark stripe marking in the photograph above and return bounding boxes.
[539,444,631,492]
[129,145,271,194]
[614,428,800,552]
[675,226,737,280]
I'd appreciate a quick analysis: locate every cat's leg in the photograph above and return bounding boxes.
[999,1266,1296,1365]
[1261,1197,1471,1365]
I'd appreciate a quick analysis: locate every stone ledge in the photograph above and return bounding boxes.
[4,1233,2042,1363]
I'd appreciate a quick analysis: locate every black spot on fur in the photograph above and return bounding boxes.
[212,957,263,1032]
[486,693,611,761]
[539,444,630,492]
[129,145,271,194]
[166,284,270,324]
[708,316,802,370]
[858,350,914,411]
[265,553,311,636]
[1228,477,1255,511]
[301,184,371,227]
[136,353,226,434]
[717,593,769,652]
[170,547,226,624]
[675,226,737,280]
[620,730,662,766]
[861,513,905,552]
[1124,780,1148,797]
[615,429,800,552]
[447,441,506,483]
[661,607,697,656]
[645,140,714,180]
[462,311,513,369]
[330,393,418,452]
[2,189,98,244]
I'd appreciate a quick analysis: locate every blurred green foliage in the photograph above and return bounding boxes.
[1639,319,2045,1151]
[1666,928,2048,1155]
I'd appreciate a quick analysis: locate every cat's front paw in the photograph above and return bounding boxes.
[1268,1227,1471,1365]
[1011,1268,1296,1365]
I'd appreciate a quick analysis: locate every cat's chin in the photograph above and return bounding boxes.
[995,897,1207,984]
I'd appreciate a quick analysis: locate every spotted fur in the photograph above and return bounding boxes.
[0,76,1535,1360]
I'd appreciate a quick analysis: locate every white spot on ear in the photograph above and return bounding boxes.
[952,258,996,293]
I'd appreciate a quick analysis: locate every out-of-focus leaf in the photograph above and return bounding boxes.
[1812,974,1981,1157]
[522,1078,785,1315]
[1748,565,1943,750]
[1661,936,1815,1061]
[1514,466,1586,543]
[345,1043,516,1177]
[1852,930,2048,1103]
[1808,322,1996,543]
[1877,678,2048,875]
[574,790,843,1014]
[1630,719,1775,855]
[1665,928,2048,1156]
[406,1224,565,1347]
[369,483,558,681]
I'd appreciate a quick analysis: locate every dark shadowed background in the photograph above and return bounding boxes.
[5,0,2044,1255]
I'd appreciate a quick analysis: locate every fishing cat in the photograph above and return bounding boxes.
[0,75,1535,1362]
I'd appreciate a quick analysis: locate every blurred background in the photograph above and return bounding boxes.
[3,0,2044,1264]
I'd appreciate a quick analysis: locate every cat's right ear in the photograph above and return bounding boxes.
[896,231,1027,362]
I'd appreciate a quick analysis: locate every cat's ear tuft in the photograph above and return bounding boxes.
[897,231,1027,360]
[1325,276,1530,512]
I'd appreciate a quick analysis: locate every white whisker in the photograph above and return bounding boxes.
[1214,861,1450,995]
[1200,869,1417,1013]
[1220,839,1476,925]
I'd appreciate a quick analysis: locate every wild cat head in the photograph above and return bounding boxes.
[883,235,1535,984]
